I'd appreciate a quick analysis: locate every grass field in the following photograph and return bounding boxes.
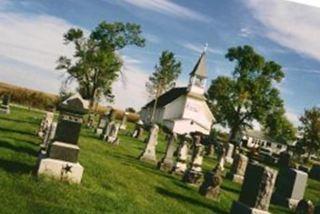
[0,106,319,213]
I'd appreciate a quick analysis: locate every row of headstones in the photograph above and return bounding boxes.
[138,125,316,214]
[0,94,11,114]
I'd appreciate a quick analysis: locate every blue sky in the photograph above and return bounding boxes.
[0,0,320,126]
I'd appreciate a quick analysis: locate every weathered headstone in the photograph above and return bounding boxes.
[139,124,159,163]
[172,135,191,175]
[132,121,144,139]
[230,162,278,214]
[226,153,248,184]
[295,199,314,214]
[199,165,223,200]
[120,111,128,130]
[225,143,234,164]
[96,113,108,135]
[0,94,10,114]
[183,134,204,184]
[273,168,308,209]
[37,94,88,184]
[309,164,320,180]
[158,133,177,171]
[40,121,57,151]
[105,122,120,145]
[217,146,226,172]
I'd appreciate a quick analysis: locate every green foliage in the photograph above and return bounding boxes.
[263,112,296,144]
[146,50,182,122]
[56,21,145,108]
[299,107,320,157]
[206,45,285,140]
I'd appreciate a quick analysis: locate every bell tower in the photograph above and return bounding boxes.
[188,48,207,95]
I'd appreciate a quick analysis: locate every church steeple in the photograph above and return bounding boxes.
[188,47,208,95]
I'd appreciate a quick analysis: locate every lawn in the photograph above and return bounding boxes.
[0,106,319,214]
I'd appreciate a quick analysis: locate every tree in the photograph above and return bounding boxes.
[56,21,145,112]
[299,107,320,158]
[206,45,285,141]
[146,50,182,123]
[263,111,296,144]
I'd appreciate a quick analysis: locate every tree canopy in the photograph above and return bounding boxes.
[206,45,287,142]
[298,107,320,157]
[56,21,145,109]
[146,50,182,122]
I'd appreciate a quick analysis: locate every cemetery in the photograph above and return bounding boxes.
[0,1,320,213]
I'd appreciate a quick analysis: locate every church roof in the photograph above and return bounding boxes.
[189,51,207,78]
[143,87,188,109]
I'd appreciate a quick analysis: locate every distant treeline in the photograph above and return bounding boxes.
[0,82,59,110]
[0,82,140,122]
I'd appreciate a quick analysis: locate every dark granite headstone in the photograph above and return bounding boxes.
[230,162,278,214]
[2,94,10,106]
[309,164,320,180]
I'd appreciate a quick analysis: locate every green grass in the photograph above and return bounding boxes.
[0,106,319,214]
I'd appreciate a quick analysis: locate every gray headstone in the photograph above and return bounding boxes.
[139,124,159,163]
[158,133,177,171]
[172,135,191,175]
[226,153,248,184]
[230,162,278,214]
[199,165,223,199]
[225,143,234,164]
[183,134,204,184]
[273,168,308,209]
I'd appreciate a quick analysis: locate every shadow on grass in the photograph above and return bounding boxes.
[221,183,241,195]
[0,158,33,174]
[0,126,36,137]
[156,187,228,214]
[0,117,39,125]
[0,139,38,156]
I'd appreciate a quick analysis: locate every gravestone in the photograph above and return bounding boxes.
[120,111,128,130]
[139,124,159,163]
[132,121,144,139]
[100,111,116,140]
[158,133,177,171]
[309,164,320,180]
[0,94,10,114]
[37,112,54,138]
[273,168,308,209]
[96,113,108,135]
[295,199,314,214]
[40,121,57,151]
[199,165,223,200]
[183,134,205,184]
[37,94,88,184]
[226,153,248,184]
[225,143,234,164]
[278,151,292,168]
[230,162,278,214]
[105,122,120,145]
[172,135,191,175]
[217,146,226,172]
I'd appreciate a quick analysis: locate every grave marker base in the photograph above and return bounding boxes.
[230,201,270,214]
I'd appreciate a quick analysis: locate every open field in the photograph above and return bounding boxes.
[0,106,319,213]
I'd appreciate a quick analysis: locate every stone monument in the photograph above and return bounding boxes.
[225,143,234,164]
[132,121,144,139]
[272,168,308,209]
[172,135,191,175]
[226,153,248,184]
[96,113,108,135]
[120,111,128,130]
[0,94,11,114]
[105,122,120,145]
[158,133,177,171]
[199,165,223,200]
[37,94,88,184]
[295,199,314,214]
[183,134,205,184]
[230,162,278,214]
[139,124,159,163]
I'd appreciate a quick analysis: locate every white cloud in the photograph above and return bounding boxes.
[245,0,320,62]
[285,110,300,126]
[239,27,252,38]
[121,0,211,23]
[181,43,224,55]
[283,0,320,8]
[0,9,151,110]
[144,33,161,44]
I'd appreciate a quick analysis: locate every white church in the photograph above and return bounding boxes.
[140,50,215,135]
